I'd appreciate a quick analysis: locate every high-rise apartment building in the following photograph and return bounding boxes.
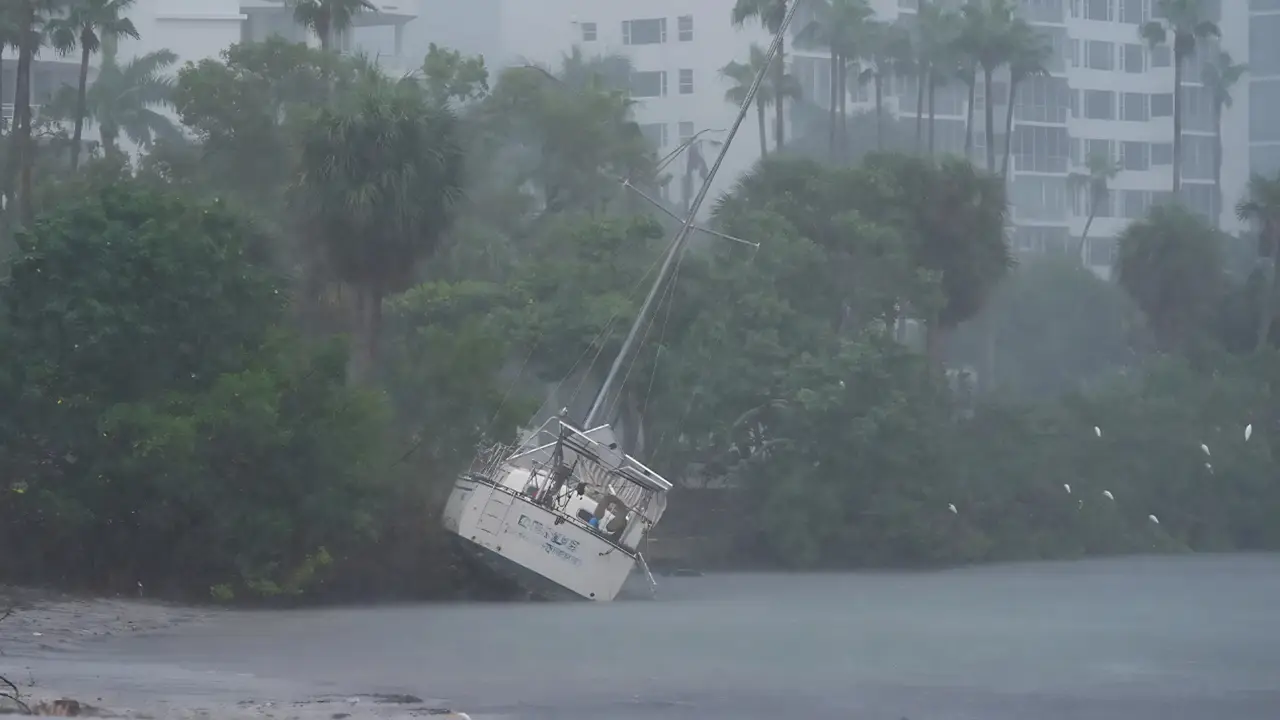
[495,0,772,210]
[793,0,1251,276]
[1250,1,1280,180]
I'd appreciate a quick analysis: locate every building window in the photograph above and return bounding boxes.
[1020,0,1065,23]
[1182,135,1215,180]
[1151,45,1171,68]
[1087,138,1113,163]
[1121,92,1148,121]
[1086,40,1114,70]
[1152,142,1173,165]
[1119,0,1144,23]
[1251,15,1280,76]
[678,121,695,142]
[1083,0,1112,21]
[677,15,693,42]
[1087,237,1117,267]
[679,68,694,95]
[1122,44,1144,73]
[1011,176,1068,221]
[1180,182,1218,222]
[1121,190,1151,219]
[1150,92,1173,117]
[580,22,597,42]
[1083,89,1114,119]
[1252,80,1280,142]
[639,122,668,149]
[1122,141,1149,170]
[1014,76,1068,123]
[630,70,667,97]
[1010,124,1069,173]
[622,18,666,45]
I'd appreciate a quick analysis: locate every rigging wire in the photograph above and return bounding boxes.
[582,0,799,428]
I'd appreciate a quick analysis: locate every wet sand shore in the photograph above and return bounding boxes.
[4,555,1280,720]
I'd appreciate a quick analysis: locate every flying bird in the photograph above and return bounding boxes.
[1200,443,1211,457]
[948,503,958,514]
[1246,423,1253,441]
[1063,483,1071,494]
[1148,514,1160,524]
[1205,462,1214,474]
[1094,426,1102,438]
[1102,490,1114,501]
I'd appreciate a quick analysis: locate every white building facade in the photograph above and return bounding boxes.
[495,0,772,210]
[5,0,414,134]
[791,0,1252,277]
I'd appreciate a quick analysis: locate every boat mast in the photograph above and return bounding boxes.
[583,1,800,429]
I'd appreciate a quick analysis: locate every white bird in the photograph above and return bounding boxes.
[948,503,958,514]
[1200,443,1211,457]
[1148,514,1160,524]
[1102,490,1114,501]
[1205,462,1214,474]
[1063,483,1071,494]
[1077,499,1084,509]
[1246,423,1253,441]
[1094,426,1102,438]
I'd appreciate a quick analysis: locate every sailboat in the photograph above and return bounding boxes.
[439,2,799,602]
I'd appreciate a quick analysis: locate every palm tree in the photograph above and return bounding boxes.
[794,0,872,158]
[1000,19,1051,179]
[1201,48,1246,229]
[959,0,1016,171]
[1235,173,1280,351]
[721,44,800,159]
[1068,151,1122,265]
[46,46,181,153]
[1116,203,1222,353]
[47,0,138,171]
[732,0,789,150]
[1141,0,1220,196]
[909,1,960,155]
[0,6,22,138]
[861,20,910,152]
[292,68,465,379]
[2,0,58,225]
[286,0,374,52]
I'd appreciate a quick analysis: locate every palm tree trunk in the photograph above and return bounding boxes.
[3,7,35,224]
[875,73,884,151]
[829,48,838,153]
[963,73,975,159]
[927,71,936,156]
[1076,211,1097,266]
[915,68,926,152]
[1173,53,1184,196]
[0,50,6,139]
[773,39,786,150]
[838,58,848,161]
[351,286,385,383]
[1001,79,1017,179]
[1213,104,1223,229]
[70,41,92,172]
[983,67,995,173]
[757,98,768,159]
[1258,231,1277,353]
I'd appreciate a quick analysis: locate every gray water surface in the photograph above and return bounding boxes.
[15,555,1280,719]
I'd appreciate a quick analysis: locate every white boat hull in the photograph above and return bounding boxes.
[442,475,639,602]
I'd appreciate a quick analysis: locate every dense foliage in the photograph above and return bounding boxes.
[2,0,1279,601]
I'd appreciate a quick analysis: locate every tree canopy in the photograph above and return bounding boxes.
[2,32,1280,602]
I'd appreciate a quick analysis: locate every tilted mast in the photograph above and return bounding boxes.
[583,1,800,429]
